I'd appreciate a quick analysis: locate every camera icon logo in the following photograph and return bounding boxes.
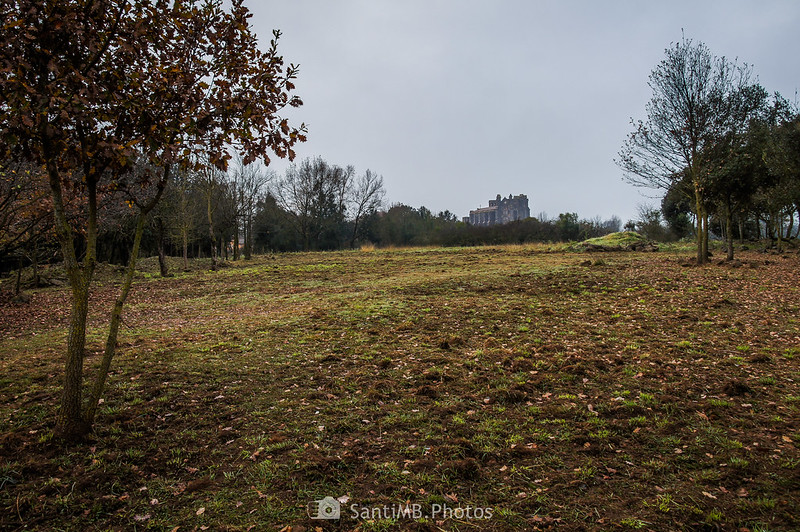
[308,496,341,520]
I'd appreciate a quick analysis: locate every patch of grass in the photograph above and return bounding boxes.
[1,247,799,531]
[570,231,649,251]
[709,398,734,408]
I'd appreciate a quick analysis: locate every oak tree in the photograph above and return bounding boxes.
[0,0,305,440]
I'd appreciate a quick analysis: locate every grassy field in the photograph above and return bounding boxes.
[1,245,799,531]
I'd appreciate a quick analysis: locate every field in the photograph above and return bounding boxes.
[1,245,800,531]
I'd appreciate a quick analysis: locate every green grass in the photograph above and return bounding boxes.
[568,231,650,251]
[1,246,799,531]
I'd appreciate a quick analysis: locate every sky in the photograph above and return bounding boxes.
[244,1,800,223]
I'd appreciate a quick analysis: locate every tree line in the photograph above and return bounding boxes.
[3,152,629,277]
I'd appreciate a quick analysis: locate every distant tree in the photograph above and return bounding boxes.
[757,98,800,250]
[0,161,55,290]
[702,84,769,259]
[229,155,273,260]
[617,36,759,263]
[0,163,50,262]
[167,169,200,271]
[253,193,300,252]
[634,204,669,241]
[0,0,305,440]
[348,169,385,248]
[274,157,351,250]
[661,178,695,240]
[199,161,245,267]
[376,204,419,246]
[556,212,580,241]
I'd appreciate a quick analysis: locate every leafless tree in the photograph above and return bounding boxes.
[229,155,273,259]
[348,169,385,248]
[198,163,228,270]
[274,157,347,250]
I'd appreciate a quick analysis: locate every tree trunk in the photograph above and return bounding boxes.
[14,257,22,296]
[244,212,252,259]
[48,158,97,441]
[32,242,40,288]
[84,213,147,426]
[726,208,734,261]
[796,203,800,238]
[693,184,707,264]
[350,215,361,249]
[738,217,745,244]
[55,282,92,440]
[182,229,189,271]
[233,218,239,261]
[207,192,218,271]
[157,217,169,277]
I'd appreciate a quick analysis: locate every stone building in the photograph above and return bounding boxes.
[464,194,530,226]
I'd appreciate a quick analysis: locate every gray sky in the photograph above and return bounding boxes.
[246,1,800,223]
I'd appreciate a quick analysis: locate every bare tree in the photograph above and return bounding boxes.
[274,157,347,250]
[169,169,199,271]
[199,163,228,270]
[229,155,273,259]
[348,169,385,248]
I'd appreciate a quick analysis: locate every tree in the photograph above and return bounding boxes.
[634,204,669,241]
[348,169,385,248]
[661,176,695,240]
[758,97,800,251]
[555,212,580,241]
[198,162,229,270]
[0,162,52,275]
[274,157,349,250]
[701,84,769,259]
[166,168,200,271]
[617,36,757,264]
[0,161,57,294]
[0,0,305,440]
[229,155,273,260]
[252,192,300,251]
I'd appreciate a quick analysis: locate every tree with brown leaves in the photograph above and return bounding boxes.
[0,0,306,440]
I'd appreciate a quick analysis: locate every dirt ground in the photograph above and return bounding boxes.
[1,246,799,531]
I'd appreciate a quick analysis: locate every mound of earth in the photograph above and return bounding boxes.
[570,231,658,252]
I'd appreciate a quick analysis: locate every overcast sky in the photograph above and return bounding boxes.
[245,1,800,223]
